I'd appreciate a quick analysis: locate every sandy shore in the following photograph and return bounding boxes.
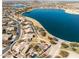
[21,8,79,43]
[23,16,70,42]
[22,7,79,15]
[64,9,79,15]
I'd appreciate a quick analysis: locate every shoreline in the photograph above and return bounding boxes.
[21,7,79,15]
[21,15,78,43]
[21,8,79,43]
[64,9,79,15]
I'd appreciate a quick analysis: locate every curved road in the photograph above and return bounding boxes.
[2,15,21,54]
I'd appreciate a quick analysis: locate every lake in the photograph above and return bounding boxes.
[13,4,26,8]
[22,9,79,42]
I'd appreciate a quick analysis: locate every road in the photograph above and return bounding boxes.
[2,15,21,54]
[48,40,62,58]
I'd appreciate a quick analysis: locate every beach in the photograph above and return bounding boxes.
[64,9,79,15]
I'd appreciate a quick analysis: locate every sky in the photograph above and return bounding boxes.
[3,0,79,1]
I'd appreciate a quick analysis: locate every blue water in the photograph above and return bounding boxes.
[13,4,26,8]
[22,9,79,42]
